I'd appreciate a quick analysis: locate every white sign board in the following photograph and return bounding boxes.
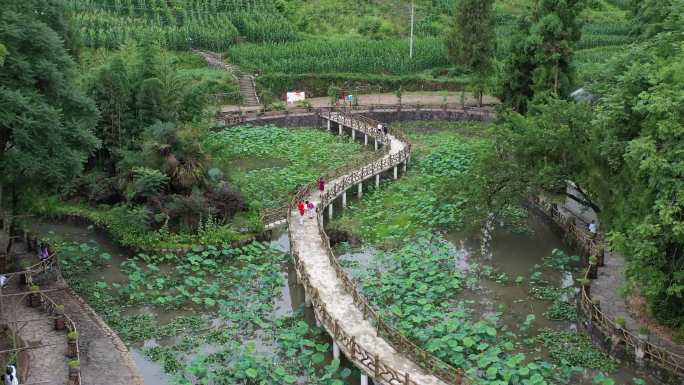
[286,91,306,104]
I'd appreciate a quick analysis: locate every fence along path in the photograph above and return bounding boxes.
[287,110,474,385]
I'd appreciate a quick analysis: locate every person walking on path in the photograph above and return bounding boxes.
[318,177,326,197]
[298,201,306,225]
[306,201,316,220]
[4,365,18,385]
[588,220,598,238]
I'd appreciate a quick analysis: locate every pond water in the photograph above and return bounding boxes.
[30,219,176,385]
[32,221,358,385]
[32,217,656,385]
[337,212,657,385]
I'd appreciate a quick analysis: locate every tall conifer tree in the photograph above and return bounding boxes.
[446,0,496,106]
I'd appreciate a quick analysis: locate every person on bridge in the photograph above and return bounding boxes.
[318,177,325,196]
[297,201,306,225]
[4,365,18,385]
[306,201,316,220]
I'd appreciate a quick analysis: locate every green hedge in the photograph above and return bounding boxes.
[256,72,469,99]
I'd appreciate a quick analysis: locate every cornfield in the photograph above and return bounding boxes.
[66,0,297,50]
[227,38,450,75]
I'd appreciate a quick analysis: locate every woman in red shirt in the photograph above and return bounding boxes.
[318,177,326,197]
[297,201,305,224]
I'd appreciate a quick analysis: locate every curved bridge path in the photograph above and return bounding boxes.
[288,111,468,385]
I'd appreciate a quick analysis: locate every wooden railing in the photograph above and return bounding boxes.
[1,253,82,385]
[287,111,469,385]
[260,115,391,227]
[529,195,684,378]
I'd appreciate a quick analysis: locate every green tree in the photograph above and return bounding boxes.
[446,0,496,107]
[88,55,135,153]
[500,0,585,113]
[629,0,682,37]
[0,43,6,66]
[136,78,165,128]
[0,0,98,238]
[501,27,684,330]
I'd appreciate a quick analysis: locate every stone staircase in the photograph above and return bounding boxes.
[194,50,260,107]
[238,75,260,106]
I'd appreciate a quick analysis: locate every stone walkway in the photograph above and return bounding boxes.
[1,247,143,385]
[289,130,449,385]
[4,292,68,385]
[558,191,684,359]
[46,287,143,385]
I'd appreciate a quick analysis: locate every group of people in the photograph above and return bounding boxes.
[295,177,326,225]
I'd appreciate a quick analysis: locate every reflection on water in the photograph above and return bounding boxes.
[130,348,172,385]
[338,212,656,385]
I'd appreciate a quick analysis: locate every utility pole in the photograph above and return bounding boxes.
[409,1,415,59]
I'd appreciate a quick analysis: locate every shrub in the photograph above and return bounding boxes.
[126,167,169,202]
[207,182,247,220]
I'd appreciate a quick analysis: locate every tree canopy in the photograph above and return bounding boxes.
[0,0,98,220]
[499,0,585,113]
[500,23,684,329]
[446,0,496,106]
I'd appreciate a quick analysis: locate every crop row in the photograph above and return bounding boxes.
[227,38,450,76]
[66,0,297,49]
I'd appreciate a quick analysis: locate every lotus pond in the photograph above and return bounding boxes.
[35,221,357,385]
[330,121,655,385]
[31,121,657,385]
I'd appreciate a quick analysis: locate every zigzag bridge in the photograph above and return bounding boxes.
[284,109,491,385]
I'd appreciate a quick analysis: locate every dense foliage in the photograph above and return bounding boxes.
[499,0,586,112]
[447,0,496,104]
[0,0,98,232]
[66,0,297,50]
[498,2,684,333]
[228,38,449,76]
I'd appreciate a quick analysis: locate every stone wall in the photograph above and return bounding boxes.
[230,108,495,129]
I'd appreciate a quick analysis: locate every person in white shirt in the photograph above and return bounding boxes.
[5,365,18,385]
[588,220,598,237]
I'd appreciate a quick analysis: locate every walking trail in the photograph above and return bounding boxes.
[288,114,450,385]
[0,248,142,385]
[195,50,260,106]
[560,193,684,358]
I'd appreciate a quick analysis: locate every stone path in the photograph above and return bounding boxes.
[558,190,684,359]
[195,50,260,106]
[46,287,143,385]
[289,128,449,385]
[3,292,68,385]
[1,247,143,385]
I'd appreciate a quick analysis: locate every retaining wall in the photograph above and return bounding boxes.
[226,108,494,129]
